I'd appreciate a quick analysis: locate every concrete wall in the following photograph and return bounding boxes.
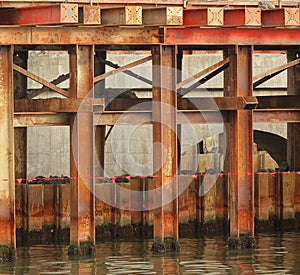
[26,51,288,177]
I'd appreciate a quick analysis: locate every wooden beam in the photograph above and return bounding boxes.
[14,98,104,113]
[0,4,78,25]
[177,57,229,89]
[253,58,300,88]
[94,55,151,83]
[13,64,69,97]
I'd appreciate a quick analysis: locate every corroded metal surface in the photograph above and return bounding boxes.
[224,46,254,237]
[0,46,15,246]
[69,45,95,245]
[152,45,179,241]
[0,26,162,45]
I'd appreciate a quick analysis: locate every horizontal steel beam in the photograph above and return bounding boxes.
[0,4,78,25]
[164,27,300,45]
[253,110,300,122]
[256,95,300,109]
[0,26,162,45]
[14,98,104,113]
[94,110,227,125]
[14,113,71,127]
[107,96,258,111]
[13,109,300,127]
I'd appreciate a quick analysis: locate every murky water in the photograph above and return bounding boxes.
[1,232,300,274]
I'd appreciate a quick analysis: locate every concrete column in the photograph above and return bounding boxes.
[224,46,254,244]
[0,46,16,259]
[68,45,95,255]
[287,50,300,171]
[152,45,179,252]
[13,52,28,183]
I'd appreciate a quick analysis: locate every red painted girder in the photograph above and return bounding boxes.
[0,4,78,25]
[164,27,300,45]
[262,8,300,26]
[224,8,261,26]
[183,8,223,26]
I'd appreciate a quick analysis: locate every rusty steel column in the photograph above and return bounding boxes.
[0,46,16,257]
[94,51,106,179]
[224,46,254,243]
[68,45,95,255]
[287,50,300,171]
[152,45,179,252]
[14,51,28,183]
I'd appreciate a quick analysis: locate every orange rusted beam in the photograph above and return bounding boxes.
[78,6,101,25]
[225,46,254,239]
[152,45,179,251]
[0,26,162,45]
[0,46,15,249]
[14,98,104,113]
[69,46,95,250]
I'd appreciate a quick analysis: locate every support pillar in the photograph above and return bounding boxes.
[14,52,28,183]
[94,51,106,179]
[0,46,15,261]
[151,45,179,252]
[68,45,95,256]
[287,50,300,171]
[224,46,255,248]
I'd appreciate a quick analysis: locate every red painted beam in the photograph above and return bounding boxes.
[164,27,300,45]
[183,8,223,26]
[262,8,300,26]
[224,8,261,26]
[0,4,78,25]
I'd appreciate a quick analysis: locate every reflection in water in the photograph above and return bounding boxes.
[0,233,300,274]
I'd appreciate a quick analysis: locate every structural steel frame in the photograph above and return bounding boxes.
[1,2,300,250]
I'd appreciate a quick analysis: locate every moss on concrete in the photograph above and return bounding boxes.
[151,237,180,253]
